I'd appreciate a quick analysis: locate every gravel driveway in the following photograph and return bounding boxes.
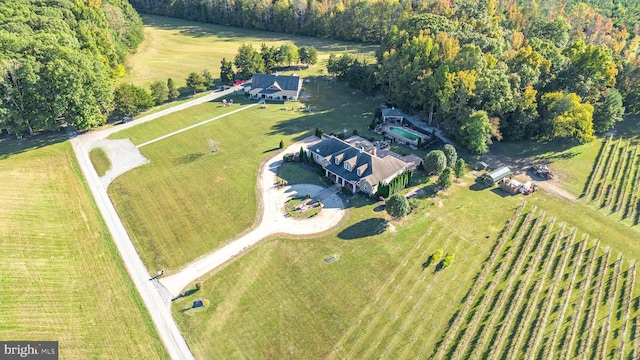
[160,139,346,297]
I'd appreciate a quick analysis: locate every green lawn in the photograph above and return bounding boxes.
[89,147,111,176]
[113,15,640,359]
[108,79,382,271]
[0,138,167,359]
[171,164,640,358]
[123,14,377,88]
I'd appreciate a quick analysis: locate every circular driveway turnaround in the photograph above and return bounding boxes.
[69,87,346,360]
[160,141,346,297]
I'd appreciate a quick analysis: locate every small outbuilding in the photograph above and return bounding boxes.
[381,107,405,124]
[484,166,512,185]
[500,178,522,194]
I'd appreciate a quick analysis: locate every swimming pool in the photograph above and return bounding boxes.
[389,126,421,142]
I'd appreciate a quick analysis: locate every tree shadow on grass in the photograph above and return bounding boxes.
[338,218,388,240]
[174,152,206,164]
[171,288,200,302]
[0,131,67,160]
[469,176,490,191]
[263,147,280,153]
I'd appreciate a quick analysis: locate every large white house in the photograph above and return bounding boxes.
[248,74,303,101]
[307,134,410,195]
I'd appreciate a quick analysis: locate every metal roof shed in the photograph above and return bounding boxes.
[484,166,512,185]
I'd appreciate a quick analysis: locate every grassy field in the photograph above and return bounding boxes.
[171,161,640,358]
[0,138,167,359]
[108,78,383,271]
[89,147,111,176]
[112,16,640,359]
[124,15,377,88]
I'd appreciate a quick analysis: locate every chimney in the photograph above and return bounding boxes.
[370,147,377,156]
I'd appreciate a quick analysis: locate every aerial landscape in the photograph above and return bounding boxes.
[1,0,639,359]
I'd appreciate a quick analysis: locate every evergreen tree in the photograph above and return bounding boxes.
[220,58,235,84]
[443,144,457,168]
[385,194,410,219]
[438,168,453,189]
[167,78,180,100]
[592,88,624,133]
[454,159,467,178]
[424,150,447,175]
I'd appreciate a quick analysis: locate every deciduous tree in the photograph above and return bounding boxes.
[540,92,595,143]
[113,83,154,116]
[150,80,168,104]
[186,72,206,94]
[234,43,265,79]
[459,110,492,154]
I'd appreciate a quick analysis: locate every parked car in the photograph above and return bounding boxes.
[232,79,245,86]
[122,116,134,123]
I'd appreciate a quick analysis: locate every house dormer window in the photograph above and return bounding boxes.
[335,157,339,165]
[345,163,351,171]
[357,168,362,176]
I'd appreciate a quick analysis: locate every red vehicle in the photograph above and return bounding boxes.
[232,79,245,86]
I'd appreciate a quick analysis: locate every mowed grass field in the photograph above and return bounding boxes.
[113,15,640,358]
[124,15,377,88]
[108,78,381,272]
[171,159,640,359]
[0,138,167,359]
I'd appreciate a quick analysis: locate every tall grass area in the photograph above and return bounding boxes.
[108,79,382,271]
[124,15,377,87]
[0,138,167,359]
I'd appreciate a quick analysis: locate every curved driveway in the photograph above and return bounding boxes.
[160,140,345,297]
[69,87,345,360]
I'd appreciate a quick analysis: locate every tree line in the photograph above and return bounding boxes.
[0,0,144,137]
[324,2,638,153]
[111,43,319,116]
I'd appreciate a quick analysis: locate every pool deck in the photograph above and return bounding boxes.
[382,124,427,145]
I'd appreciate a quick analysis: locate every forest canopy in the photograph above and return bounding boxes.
[0,0,143,136]
[131,0,638,150]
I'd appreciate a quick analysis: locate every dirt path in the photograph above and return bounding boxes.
[480,152,578,202]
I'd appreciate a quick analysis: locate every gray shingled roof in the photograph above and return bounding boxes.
[308,135,351,157]
[382,107,405,118]
[322,139,409,185]
[249,74,302,99]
